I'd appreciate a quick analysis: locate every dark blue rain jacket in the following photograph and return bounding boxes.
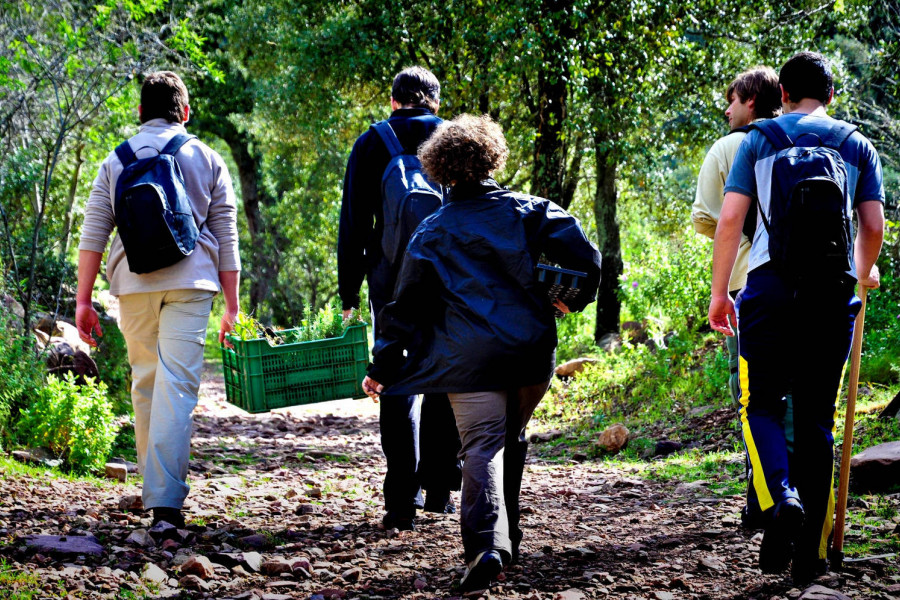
[368,179,602,395]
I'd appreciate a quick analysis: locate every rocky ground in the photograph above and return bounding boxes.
[1,363,898,600]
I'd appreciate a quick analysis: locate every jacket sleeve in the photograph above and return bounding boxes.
[78,153,117,254]
[529,200,602,313]
[338,135,374,310]
[367,241,438,386]
[206,149,241,272]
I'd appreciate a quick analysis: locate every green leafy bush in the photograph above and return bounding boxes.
[0,306,43,447]
[17,373,118,473]
[91,315,133,415]
[860,219,899,383]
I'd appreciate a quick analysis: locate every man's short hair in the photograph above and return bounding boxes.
[140,71,189,124]
[391,66,440,112]
[726,66,781,119]
[418,114,508,185]
[779,52,834,104]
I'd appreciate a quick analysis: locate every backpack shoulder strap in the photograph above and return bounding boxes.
[371,121,405,158]
[728,124,752,135]
[822,121,857,151]
[749,119,793,151]
[160,133,196,157]
[114,141,137,167]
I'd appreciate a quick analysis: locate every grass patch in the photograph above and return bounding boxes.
[642,449,746,496]
[0,559,41,599]
[0,455,123,488]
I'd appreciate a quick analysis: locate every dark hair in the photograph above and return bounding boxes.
[418,114,508,185]
[140,71,189,124]
[726,66,781,119]
[779,52,833,104]
[391,66,440,112]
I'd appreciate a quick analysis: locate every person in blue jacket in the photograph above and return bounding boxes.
[363,114,602,593]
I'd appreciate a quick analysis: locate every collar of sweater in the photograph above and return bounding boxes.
[139,118,188,134]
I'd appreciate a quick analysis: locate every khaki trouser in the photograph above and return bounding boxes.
[118,289,214,510]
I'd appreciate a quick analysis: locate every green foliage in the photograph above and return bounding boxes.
[0,308,43,447]
[620,227,711,334]
[860,218,900,383]
[16,372,118,474]
[0,558,41,600]
[90,316,132,415]
[538,331,732,435]
[230,303,369,345]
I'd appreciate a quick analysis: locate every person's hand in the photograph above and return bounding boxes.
[362,376,383,401]
[219,308,238,348]
[708,293,736,337]
[858,264,880,290]
[552,299,571,314]
[75,302,103,348]
[342,309,354,320]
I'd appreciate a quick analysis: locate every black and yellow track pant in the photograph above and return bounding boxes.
[735,266,860,563]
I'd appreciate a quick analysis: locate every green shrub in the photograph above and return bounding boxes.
[0,307,43,446]
[17,372,118,473]
[860,221,899,383]
[91,315,132,415]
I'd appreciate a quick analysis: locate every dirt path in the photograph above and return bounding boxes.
[0,362,896,599]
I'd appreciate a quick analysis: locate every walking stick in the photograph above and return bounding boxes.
[831,285,869,571]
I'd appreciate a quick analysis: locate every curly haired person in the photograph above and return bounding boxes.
[362,115,602,593]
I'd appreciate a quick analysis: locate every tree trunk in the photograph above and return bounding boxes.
[592,136,623,340]
[60,142,85,262]
[531,0,574,206]
[223,131,276,318]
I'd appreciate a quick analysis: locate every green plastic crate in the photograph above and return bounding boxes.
[221,323,369,413]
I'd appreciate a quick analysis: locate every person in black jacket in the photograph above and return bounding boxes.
[338,67,461,531]
[363,114,602,593]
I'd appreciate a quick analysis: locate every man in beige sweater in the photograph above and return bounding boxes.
[692,66,781,404]
[76,72,241,528]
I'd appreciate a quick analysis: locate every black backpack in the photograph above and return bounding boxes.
[749,119,856,278]
[113,134,200,274]
[371,121,443,266]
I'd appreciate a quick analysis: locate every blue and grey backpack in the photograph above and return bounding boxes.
[113,134,200,274]
[371,121,443,266]
[749,119,856,278]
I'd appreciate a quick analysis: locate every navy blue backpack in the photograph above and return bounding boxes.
[371,121,443,265]
[113,134,200,274]
[749,119,856,278]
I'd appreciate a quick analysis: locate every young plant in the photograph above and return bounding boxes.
[16,372,118,474]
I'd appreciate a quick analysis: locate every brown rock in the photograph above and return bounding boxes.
[596,424,629,453]
[262,557,293,576]
[799,585,851,600]
[179,574,211,591]
[341,567,362,582]
[104,462,127,483]
[118,495,143,511]
[554,357,599,377]
[849,441,900,493]
[180,555,215,580]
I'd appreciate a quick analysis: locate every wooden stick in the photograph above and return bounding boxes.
[831,286,869,570]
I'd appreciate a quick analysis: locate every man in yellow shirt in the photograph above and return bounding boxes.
[693,67,781,403]
[692,67,781,531]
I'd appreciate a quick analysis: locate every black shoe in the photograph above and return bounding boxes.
[424,490,456,514]
[459,550,503,593]
[382,513,415,531]
[740,504,765,530]
[151,507,185,528]
[792,555,827,586]
[759,498,804,574]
